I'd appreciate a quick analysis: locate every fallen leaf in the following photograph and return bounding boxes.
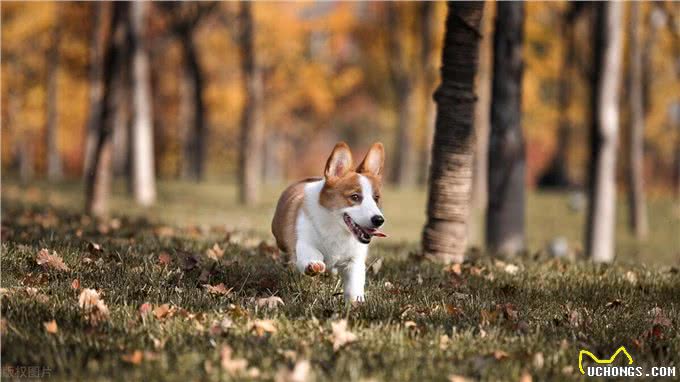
[87,242,103,255]
[154,226,175,237]
[449,375,473,382]
[369,258,383,275]
[206,243,225,260]
[276,359,311,382]
[121,350,144,365]
[445,304,463,317]
[250,319,277,336]
[36,248,69,271]
[605,299,623,309]
[220,345,248,375]
[44,320,58,334]
[533,352,544,370]
[78,288,110,325]
[330,320,357,351]
[256,296,285,309]
[203,283,232,296]
[153,304,171,320]
[625,271,638,284]
[158,252,172,265]
[71,279,80,290]
[520,370,532,382]
[504,264,520,275]
[492,350,509,360]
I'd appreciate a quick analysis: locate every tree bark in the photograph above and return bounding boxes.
[422,2,484,263]
[469,1,494,246]
[85,3,125,217]
[179,29,206,182]
[45,9,63,181]
[626,1,649,240]
[486,1,526,256]
[129,1,157,206]
[83,3,108,179]
[388,3,417,187]
[586,2,623,263]
[418,1,437,185]
[238,2,264,206]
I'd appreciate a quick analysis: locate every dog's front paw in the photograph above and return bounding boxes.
[304,261,326,276]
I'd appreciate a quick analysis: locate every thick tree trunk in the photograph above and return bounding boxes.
[179,30,206,182]
[626,1,649,240]
[586,2,623,263]
[45,11,63,181]
[85,3,125,217]
[238,2,264,206]
[129,1,156,206]
[83,3,107,178]
[388,3,417,187]
[486,2,526,256]
[469,1,494,246]
[422,2,484,263]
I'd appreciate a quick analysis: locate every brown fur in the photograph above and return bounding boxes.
[271,177,320,252]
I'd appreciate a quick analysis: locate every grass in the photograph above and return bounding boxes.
[1,179,679,381]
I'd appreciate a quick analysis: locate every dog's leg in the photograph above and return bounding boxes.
[295,241,325,276]
[342,259,366,302]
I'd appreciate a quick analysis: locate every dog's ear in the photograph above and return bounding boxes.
[324,142,353,179]
[356,142,384,179]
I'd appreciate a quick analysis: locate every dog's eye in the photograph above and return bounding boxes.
[349,193,362,203]
[373,195,380,203]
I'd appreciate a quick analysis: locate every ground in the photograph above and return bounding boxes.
[1,180,679,381]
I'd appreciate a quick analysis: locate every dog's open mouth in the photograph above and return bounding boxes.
[343,213,387,244]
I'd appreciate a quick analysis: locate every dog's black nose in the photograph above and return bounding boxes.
[371,215,385,227]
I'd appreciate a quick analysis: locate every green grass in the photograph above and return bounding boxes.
[1,180,679,381]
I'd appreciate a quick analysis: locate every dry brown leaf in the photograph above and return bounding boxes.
[154,226,175,237]
[492,350,509,360]
[256,296,285,309]
[71,279,80,290]
[250,319,278,337]
[153,304,171,320]
[520,370,532,382]
[36,248,69,271]
[121,350,144,365]
[449,375,473,382]
[445,304,463,316]
[330,320,357,351]
[206,243,225,260]
[203,283,232,296]
[78,288,110,325]
[220,345,248,375]
[158,252,172,265]
[44,320,58,334]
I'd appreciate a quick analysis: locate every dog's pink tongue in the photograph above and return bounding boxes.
[370,229,387,238]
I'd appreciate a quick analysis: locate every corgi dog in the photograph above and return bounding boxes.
[271,142,387,301]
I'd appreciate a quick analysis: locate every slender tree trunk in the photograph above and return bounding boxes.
[538,4,577,189]
[469,1,494,246]
[83,3,107,178]
[179,29,206,182]
[111,47,131,179]
[586,2,623,263]
[422,2,484,263]
[45,11,63,181]
[19,135,35,185]
[626,1,649,240]
[418,1,437,185]
[486,2,526,256]
[388,3,417,187]
[85,3,125,217]
[238,2,264,206]
[129,1,156,206]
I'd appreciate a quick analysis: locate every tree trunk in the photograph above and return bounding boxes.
[85,3,125,217]
[111,45,131,181]
[238,2,264,206]
[538,4,578,189]
[179,29,206,182]
[486,1,526,256]
[418,1,437,185]
[45,10,63,181]
[129,1,157,206]
[469,1,494,246]
[83,3,107,178]
[19,135,35,185]
[626,1,649,240]
[422,2,484,263]
[388,3,417,187]
[586,2,623,263]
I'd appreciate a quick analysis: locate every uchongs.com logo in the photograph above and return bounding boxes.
[579,346,676,378]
